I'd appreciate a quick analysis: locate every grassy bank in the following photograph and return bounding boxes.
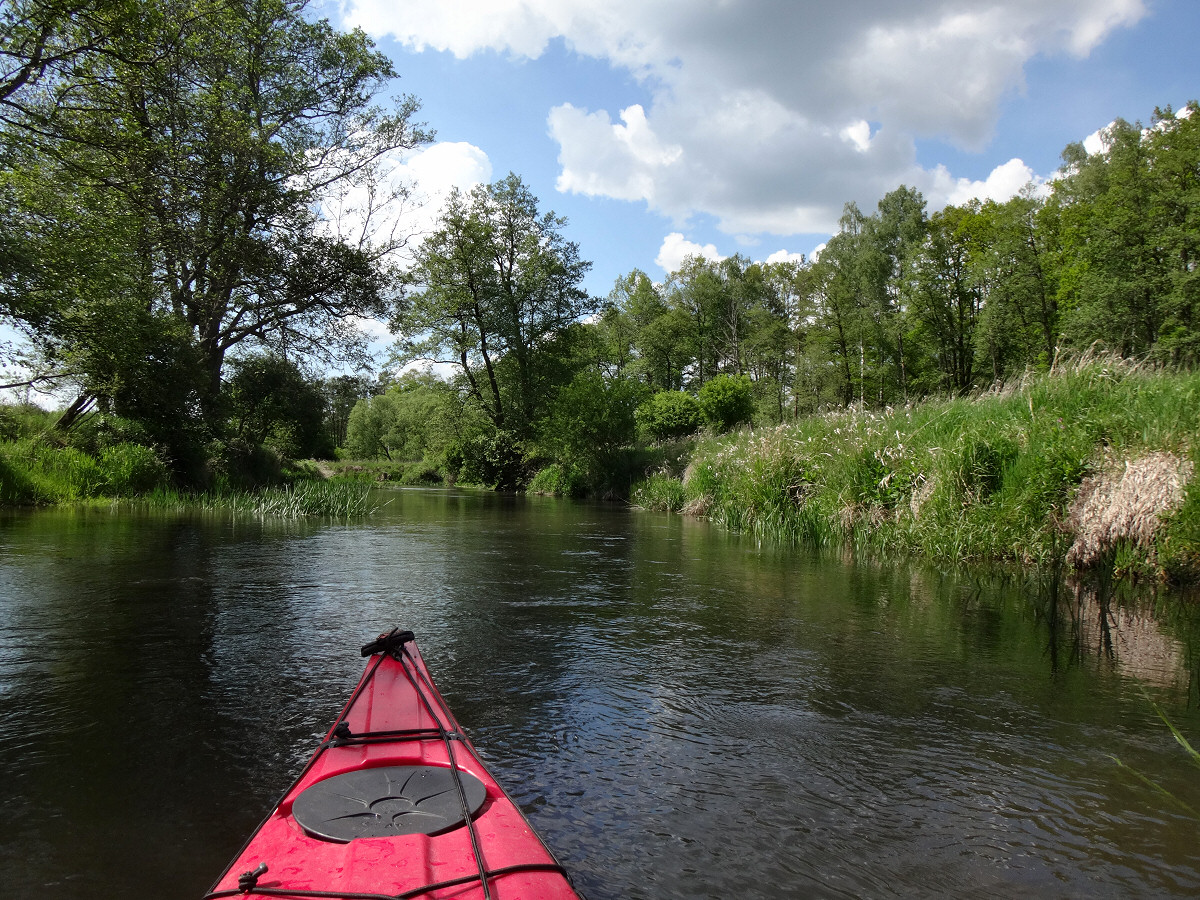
[0,407,374,518]
[633,356,1200,584]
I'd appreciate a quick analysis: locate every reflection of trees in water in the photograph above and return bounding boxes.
[1037,569,1198,698]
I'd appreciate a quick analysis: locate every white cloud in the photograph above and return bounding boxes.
[1082,126,1110,155]
[656,233,724,272]
[550,104,681,202]
[840,120,873,153]
[391,141,493,242]
[340,0,1147,235]
[401,141,493,194]
[932,157,1043,207]
[765,249,806,265]
[314,141,491,361]
[317,140,492,260]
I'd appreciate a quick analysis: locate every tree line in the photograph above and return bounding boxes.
[2,2,1196,493]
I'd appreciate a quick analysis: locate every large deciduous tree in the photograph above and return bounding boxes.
[1,0,428,465]
[393,173,595,437]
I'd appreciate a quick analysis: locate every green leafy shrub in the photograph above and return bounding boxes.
[698,374,755,432]
[400,461,443,485]
[0,404,56,441]
[631,473,687,511]
[636,391,702,440]
[528,463,587,497]
[458,430,525,489]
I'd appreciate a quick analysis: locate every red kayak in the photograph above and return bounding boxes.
[205,629,582,900]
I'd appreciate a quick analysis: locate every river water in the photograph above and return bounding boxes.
[1,488,1199,899]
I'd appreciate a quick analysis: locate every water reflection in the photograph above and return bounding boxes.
[0,493,1198,899]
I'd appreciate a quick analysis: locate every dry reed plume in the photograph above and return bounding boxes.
[1065,452,1194,568]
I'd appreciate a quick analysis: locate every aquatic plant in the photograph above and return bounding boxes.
[136,481,377,518]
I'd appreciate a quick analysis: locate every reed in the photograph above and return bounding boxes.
[134,481,376,518]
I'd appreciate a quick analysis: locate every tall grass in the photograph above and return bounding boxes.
[632,356,1200,581]
[1,437,170,503]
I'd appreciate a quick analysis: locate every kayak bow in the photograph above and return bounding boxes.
[205,629,582,900]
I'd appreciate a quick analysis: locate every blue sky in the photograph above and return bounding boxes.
[328,0,1200,299]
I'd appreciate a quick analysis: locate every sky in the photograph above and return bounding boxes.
[324,0,1200,299]
[5,0,1200,401]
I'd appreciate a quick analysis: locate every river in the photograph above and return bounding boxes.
[1,488,1198,898]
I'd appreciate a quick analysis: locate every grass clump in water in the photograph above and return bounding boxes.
[136,481,376,518]
[630,472,688,512]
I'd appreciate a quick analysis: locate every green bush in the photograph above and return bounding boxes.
[0,404,56,441]
[636,391,702,440]
[400,461,443,485]
[698,374,755,432]
[209,439,283,490]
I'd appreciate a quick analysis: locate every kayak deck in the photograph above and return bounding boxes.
[205,629,581,900]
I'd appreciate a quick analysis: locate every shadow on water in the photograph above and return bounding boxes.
[2,491,1200,899]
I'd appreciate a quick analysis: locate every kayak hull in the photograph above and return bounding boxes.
[206,630,581,900]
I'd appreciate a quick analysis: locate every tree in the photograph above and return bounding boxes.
[911,204,982,393]
[970,193,1060,376]
[812,205,871,407]
[1052,118,1166,355]
[394,173,595,437]
[1146,102,1200,362]
[345,393,396,459]
[543,370,646,481]
[863,186,927,402]
[611,270,695,392]
[321,374,379,450]
[224,354,332,459]
[1,0,429,451]
[0,0,128,109]
[342,371,458,461]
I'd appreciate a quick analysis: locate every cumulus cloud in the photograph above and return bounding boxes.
[656,233,724,272]
[340,0,1147,235]
[550,104,681,201]
[765,249,807,265]
[1082,126,1111,156]
[318,140,492,260]
[391,141,493,241]
[933,157,1045,206]
[313,141,492,361]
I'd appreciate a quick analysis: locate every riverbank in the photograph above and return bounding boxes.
[0,416,373,518]
[633,356,1200,585]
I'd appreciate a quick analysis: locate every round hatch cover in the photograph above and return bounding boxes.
[293,766,488,842]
